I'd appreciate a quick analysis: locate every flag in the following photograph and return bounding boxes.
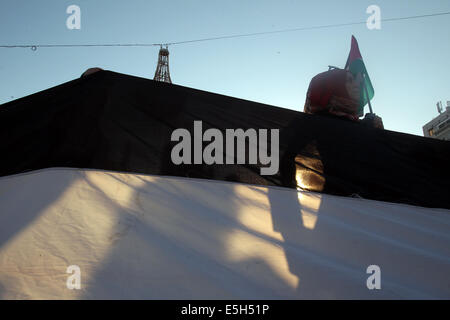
[345,35,374,115]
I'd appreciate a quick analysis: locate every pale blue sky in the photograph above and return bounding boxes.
[1,0,449,136]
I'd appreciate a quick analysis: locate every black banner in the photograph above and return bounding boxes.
[1,71,449,209]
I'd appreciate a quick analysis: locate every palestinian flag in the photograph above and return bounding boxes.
[344,35,374,115]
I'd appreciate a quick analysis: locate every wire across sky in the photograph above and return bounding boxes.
[1,11,449,50]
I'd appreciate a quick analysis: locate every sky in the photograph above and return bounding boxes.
[0,0,449,136]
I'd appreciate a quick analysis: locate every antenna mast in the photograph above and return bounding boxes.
[153,45,172,83]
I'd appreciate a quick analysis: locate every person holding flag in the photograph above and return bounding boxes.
[304,35,383,129]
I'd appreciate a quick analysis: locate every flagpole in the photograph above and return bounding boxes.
[362,72,373,114]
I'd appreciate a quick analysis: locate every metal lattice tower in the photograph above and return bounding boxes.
[153,45,172,83]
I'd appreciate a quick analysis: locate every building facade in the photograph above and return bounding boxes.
[423,101,450,141]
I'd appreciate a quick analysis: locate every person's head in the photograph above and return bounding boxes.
[80,67,104,78]
[345,70,363,104]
